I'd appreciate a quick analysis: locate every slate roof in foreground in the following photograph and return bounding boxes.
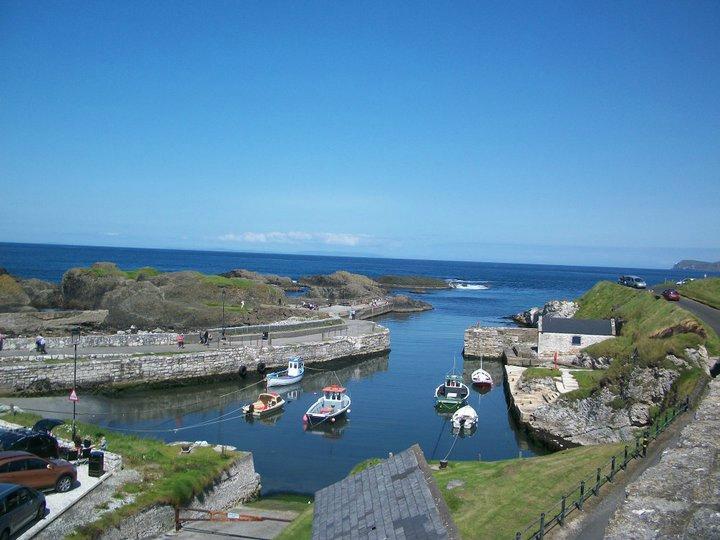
[540,316,614,336]
[312,444,459,540]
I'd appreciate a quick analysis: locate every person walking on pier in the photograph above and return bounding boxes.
[176,333,185,349]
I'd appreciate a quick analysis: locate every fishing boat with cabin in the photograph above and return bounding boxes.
[434,373,469,408]
[266,357,305,387]
[303,385,351,425]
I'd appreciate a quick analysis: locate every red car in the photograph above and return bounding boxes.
[662,289,680,301]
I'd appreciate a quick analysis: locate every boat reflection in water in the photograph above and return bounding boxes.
[302,416,349,439]
[452,423,477,438]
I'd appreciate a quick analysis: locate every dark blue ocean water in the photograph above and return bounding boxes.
[1,242,711,494]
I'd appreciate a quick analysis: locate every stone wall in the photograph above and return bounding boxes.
[463,326,537,358]
[99,452,260,540]
[537,332,614,358]
[0,328,390,394]
[2,317,345,351]
[605,378,720,539]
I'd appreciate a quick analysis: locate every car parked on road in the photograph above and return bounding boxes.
[0,428,59,460]
[618,275,647,289]
[676,278,695,286]
[662,289,680,301]
[0,483,46,540]
[0,451,76,493]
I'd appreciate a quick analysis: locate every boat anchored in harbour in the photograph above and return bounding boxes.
[303,385,351,425]
[243,392,285,417]
[451,405,478,431]
[434,373,469,409]
[266,357,305,387]
[471,358,493,388]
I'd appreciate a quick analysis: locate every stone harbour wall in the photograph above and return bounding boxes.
[0,328,390,394]
[99,452,261,540]
[463,326,537,358]
[605,378,720,539]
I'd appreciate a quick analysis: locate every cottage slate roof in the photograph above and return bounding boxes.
[540,316,613,336]
[312,444,459,540]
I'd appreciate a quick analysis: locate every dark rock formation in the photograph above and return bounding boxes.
[20,279,62,310]
[300,271,385,301]
[389,295,433,312]
[221,269,300,290]
[61,262,127,310]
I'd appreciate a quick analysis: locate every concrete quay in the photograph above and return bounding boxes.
[0,320,389,394]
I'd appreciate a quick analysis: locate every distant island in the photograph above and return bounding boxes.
[673,259,720,272]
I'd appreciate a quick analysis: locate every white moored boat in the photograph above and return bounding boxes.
[471,368,493,388]
[451,405,478,430]
[242,392,285,417]
[266,357,304,387]
[303,385,351,425]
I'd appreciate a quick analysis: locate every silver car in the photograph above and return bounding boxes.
[0,483,46,539]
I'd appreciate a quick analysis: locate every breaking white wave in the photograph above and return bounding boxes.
[447,280,489,290]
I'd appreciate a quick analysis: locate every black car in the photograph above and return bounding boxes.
[0,428,59,460]
[0,483,46,539]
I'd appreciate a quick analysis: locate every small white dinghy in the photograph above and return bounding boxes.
[266,357,304,387]
[452,405,478,430]
[471,368,493,388]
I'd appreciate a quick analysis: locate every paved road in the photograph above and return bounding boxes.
[677,296,720,335]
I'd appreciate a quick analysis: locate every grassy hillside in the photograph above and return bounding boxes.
[572,281,717,406]
[433,443,625,539]
[678,277,720,309]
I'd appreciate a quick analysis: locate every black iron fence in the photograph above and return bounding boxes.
[515,396,690,540]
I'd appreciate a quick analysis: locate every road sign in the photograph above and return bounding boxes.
[69,389,79,402]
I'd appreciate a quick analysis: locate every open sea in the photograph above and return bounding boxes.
[0,242,711,494]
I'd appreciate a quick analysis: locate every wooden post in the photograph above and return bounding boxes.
[175,507,181,531]
[610,456,616,480]
[539,512,545,539]
[578,481,585,510]
[559,496,567,525]
[515,532,521,540]
[635,436,640,457]
[594,467,601,494]
[623,445,629,469]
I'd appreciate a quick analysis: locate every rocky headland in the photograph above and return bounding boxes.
[0,265,433,336]
[506,281,718,449]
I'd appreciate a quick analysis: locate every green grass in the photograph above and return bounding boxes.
[563,370,606,401]
[433,443,625,539]
[678,277,720,309]
[0,411,239,540]
[246,493,313,512]
[276,503,313,540]
[124,267,161,280]
[350,458,382,475]
[522,367,560,380]
[569,281,717,405]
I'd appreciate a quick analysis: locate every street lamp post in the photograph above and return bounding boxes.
[71,328,80,441]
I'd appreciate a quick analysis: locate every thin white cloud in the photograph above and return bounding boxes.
[218,231,366,247]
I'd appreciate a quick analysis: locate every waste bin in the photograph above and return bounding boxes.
[88,451,104,477]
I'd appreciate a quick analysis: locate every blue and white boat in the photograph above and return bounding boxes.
[266,357,305,387]
[303,385,351,425]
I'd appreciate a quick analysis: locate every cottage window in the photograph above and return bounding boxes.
[571,335,582,346]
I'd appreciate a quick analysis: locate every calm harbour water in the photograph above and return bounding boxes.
[0,242,709,494]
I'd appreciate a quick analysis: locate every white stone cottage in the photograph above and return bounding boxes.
[537,316,616,358]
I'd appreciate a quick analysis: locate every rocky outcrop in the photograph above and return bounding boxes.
[526,366,679,447]
[20,278,62,309]
[0,274,32,312]
[388,295,433,312]
[512,299,579,327]
[220,268,300,290]
[300,271,385,301]
[61,263,127,310]
[0,310,108,336]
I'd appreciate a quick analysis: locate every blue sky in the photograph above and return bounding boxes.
[1,1,719,268]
